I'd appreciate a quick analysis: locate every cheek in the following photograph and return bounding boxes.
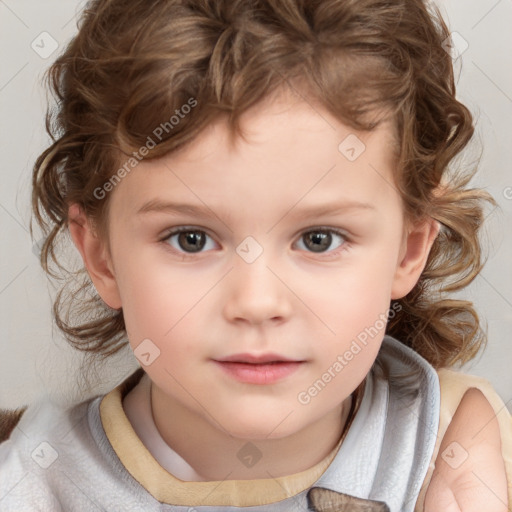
[320,254,398,326]
[113,260,178,337]
[311,269,394,392]
[297,255,398,386]
[115,256,220,353]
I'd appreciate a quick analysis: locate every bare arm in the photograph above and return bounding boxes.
[424,388,509,512]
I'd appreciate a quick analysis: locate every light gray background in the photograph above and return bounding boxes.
[0,0,511,410]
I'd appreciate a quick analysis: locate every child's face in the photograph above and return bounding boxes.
[92,90,428,440]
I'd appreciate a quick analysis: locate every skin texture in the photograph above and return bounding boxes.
[424,388,508,511]
[69,88,446,484]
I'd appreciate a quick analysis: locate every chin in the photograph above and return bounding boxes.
[221,414,300,441]
[228,426,292,441]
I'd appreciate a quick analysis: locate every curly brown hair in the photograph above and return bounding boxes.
[31,0,493,371]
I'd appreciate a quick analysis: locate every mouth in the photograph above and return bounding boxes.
[213,353,305,384]
[215,352,301,364]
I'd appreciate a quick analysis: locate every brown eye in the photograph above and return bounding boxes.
[297,229,346,254]
[177,231,206,252]
[163,229,214,254]
[304,231,331,252]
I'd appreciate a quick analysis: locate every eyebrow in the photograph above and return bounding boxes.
[136,198,376,220]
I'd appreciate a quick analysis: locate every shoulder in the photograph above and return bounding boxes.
[0,398,93,510]
[418,369,512,512]
[440,385,505,475]
[0,440,63,510]
[436,369,512,456]
[437,369,512,469]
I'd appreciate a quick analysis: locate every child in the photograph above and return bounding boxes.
[1,0,511,510]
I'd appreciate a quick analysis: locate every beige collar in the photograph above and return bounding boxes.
[99,368,363,507]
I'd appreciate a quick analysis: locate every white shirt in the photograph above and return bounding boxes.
[123,372,206,481]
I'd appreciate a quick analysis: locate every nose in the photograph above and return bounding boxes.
[222,254,292,326]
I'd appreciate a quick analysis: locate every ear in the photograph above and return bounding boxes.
[391,218,440,300]
[67,203,122,310]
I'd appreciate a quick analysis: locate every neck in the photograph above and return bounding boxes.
[150,385,355,481]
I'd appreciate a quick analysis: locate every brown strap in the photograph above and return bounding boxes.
[308,487,390,511]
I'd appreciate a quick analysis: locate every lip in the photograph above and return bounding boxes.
[213,354,305,384]
[215,352,299,364]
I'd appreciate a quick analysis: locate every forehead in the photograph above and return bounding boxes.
[172,90,397,165]
[109,91,400,222]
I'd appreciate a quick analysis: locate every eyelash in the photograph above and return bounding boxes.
[159,226,350,259]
